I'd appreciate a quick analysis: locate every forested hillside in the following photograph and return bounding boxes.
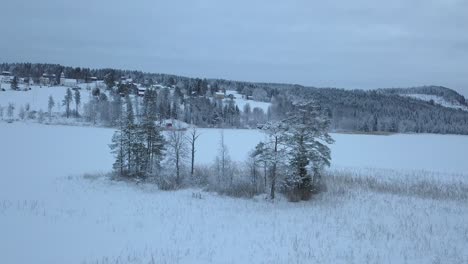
[2,62,468,134]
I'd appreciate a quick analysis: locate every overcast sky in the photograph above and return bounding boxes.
[1,0,467,95]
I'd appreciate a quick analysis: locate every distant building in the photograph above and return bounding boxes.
[137,86,146,96]
[39,73,52,86]
[215,92,225,100]
[38,73,57,86]
[120,76,133,84]
[1,71,14,83]
[60,72,78,87]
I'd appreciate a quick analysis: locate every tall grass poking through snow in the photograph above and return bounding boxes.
[326,167,468,201]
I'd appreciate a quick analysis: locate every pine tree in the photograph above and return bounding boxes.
[123,96,135,175]
[62,88,73,118]
[110,118,126,176]
[18,106,25,120]
[74,89,81,117]
[141,88,165,175]
[10,76,18,90]
[48,96,55,120]
[7,103,15,121]
[283,100,334,201]
[104,70,116,89]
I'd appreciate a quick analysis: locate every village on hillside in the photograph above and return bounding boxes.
[0,70,258,102]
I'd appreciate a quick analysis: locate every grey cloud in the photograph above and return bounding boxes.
[1,0,467,96]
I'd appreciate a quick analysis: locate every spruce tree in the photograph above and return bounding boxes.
[283,100,334,200]
[10,76,18,90]
[62,88,73,118]
[74,89,81,117]
[48,96,55,120]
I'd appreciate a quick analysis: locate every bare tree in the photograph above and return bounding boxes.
[167,125,188,185]
[258,121,288,199]
[186,126,200,178]
[216,130,232,187]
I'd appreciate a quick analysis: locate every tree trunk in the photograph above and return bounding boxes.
[270,136,278,200]
[191,140,195,177]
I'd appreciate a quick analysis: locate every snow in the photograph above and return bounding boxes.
[225,90,271,112]
[192,129,468,174]
[401,93,468,111]
[1,122,468,263]
[0,85,92,115]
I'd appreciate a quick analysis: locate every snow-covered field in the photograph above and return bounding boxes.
[0,86,271,119]
[225,91,271,112]
[1,122,468,263]
[0,85,93,114]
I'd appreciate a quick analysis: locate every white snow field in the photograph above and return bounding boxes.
[225,91,271,112]
[0,85,93,114]
[1,122,468,263]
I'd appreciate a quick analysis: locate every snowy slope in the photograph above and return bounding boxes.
[1,122,467,263]
[0,85,93,115]
[225,90,271,112]
[401,93,468,111]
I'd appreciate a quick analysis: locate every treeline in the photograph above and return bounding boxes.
[3,62,468,134]
[109,98,333,202]
[79,87,245,128]
[378,86,467,106]
[266,87,468,134]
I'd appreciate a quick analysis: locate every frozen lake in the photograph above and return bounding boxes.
[1,122,467,263]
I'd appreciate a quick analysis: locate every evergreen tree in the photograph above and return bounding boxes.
[123,96,136,175]
[62,88,73,118]
[110,106,126,176]
[10,76,18,90]
[7,103,15,121]
[48,96,55,120]
[282,100,334,201]
[18,106,25,120]
[74,89,81,117]
[104,70,116,89]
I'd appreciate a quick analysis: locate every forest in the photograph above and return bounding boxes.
[2,62,468,134]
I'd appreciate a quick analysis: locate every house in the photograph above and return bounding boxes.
[39,73,51,86]
[215,92,225,100]
[1,71,13,83]
[62,79,78,87]
[60,72,78,87]
[120,76,133,84]
[38,73,57,86]
[137,86,146,96]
